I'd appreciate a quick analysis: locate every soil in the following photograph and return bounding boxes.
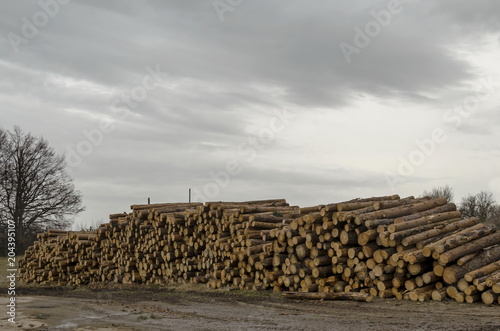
[1,284,499,331]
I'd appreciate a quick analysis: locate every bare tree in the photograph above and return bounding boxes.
[459,190,496,223]
[422,185,454,203]
[0,126,84,254]
[72,219,104,232]
[486,204,500,227]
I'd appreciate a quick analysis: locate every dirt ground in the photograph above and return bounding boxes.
[1,284,499,331]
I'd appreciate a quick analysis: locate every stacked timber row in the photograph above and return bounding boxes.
[18,195,500,304]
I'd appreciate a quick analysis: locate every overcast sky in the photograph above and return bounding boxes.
[1,0,499,228]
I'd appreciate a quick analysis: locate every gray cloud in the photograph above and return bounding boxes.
[1,0,499,226]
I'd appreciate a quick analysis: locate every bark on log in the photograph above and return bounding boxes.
[389,218,461,242]
[485,270,500,287]
[422,222,484,257]
[393,203,457,224]
[433,223,496,255]
[443,246,500,284]
[464,261,500,283]
[438,231,500,265]
[388,211,461,233]
[355,198,447,223]
[337,201,379,212]
[404,218,480,248]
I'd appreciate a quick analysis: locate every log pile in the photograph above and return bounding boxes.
[18,195,500,304]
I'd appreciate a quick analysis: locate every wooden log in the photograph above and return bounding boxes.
[299,206,324,215]
[408,284,436,301]
[248,221,283,230]
[388,211,461,233]
[433,223,496,255]
[131,202,202,211]
[456,278,469,292]
[355,198,447,224]
[390,218,461,242]
[401,218,479,249]
[248,214,284,223]
[485,270,500,287]
[282,291,373,302]
[464,261,500,283]
[347,195,400,203]
[337,201,379,212]
[481,290,499,305]
[365,218,396,229]
[362,242,379,258]
[208,199,289,208]
[416,229,462,249]
[457,252,479,266]
[446,285,460,299]
[377,196,418,209]
[431,288,447,301]
[465,293,482,304]
[240,206,299,214]
[358,229,378,246]
[421,222,484,257]
[340,230,358,245]
[394,203,457,224]
[373,248,396,264]
[443,245,500,284]
[438,231,500,265]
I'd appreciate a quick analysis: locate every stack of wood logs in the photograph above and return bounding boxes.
[18,195,500,304]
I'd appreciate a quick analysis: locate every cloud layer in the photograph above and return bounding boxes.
[1,0,499,227]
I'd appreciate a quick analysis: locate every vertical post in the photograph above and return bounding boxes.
[189,188,191,203]
[148,197,150,205]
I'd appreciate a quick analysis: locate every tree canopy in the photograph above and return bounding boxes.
[0,126,84,254]
[422,185,454,203]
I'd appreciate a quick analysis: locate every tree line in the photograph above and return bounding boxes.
[422,185,500,226]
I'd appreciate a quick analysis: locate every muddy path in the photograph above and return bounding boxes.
[1,285,499,330]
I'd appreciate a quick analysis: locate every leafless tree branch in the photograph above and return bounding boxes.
[0,126,84,254]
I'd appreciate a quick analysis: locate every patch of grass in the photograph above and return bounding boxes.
[34,313,49,320]
[137,315,148,320]
[149,313,158,319]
